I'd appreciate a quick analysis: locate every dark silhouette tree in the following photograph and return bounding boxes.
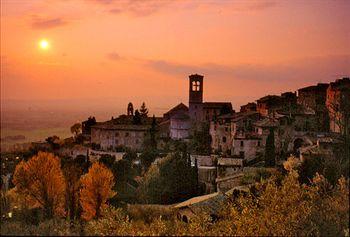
[139,102,149,118]
[133,110,142,125]
[265,128,276,167]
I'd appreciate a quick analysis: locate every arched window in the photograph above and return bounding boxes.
[192,81,200,91]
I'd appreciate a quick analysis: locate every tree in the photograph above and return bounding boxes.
[80,162,115,220]
[82,116,96,135]
[12,152,66,218]
[265,128,276,167]
[189,122,212,155]
[62,161,83,221]
[99,154,116,169]
[70,123,82,137]
[46,135,60,150]
[139,149,158,171]
[137,152,198,204]
[133,110,142,125]
[139,102,148,118]
[143,115,158,151]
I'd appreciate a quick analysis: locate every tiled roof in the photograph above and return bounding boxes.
[174,192,228,215]
[92,123,151,131]
[254,117,279,127]
[164,103,189,116]
[203,102,232,109]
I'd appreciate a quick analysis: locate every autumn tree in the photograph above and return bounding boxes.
[139,102,149,118]
[79,162,115,220]
[12,152,66,218]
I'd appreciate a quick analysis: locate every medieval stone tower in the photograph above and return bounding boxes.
[189,74,204,122]
[127,102,134,116]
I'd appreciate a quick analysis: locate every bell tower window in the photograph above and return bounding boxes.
[192,81,200,91]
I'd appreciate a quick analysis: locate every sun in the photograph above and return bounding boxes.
[39,39,50,50]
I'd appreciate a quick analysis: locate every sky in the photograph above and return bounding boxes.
[1,0,350,116]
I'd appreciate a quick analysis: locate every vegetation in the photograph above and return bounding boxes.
[265,127,276,167]
[12,152,66,218]
[139,102,149,118]
[189,122,211,155]
[137,152,198,204]
[80,163,115,220]
[2,167,348,236]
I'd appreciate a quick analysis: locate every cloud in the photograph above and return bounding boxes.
[144,55,350,86]
[31,17,67,29]
[89,0,277,17]
[106,52,123,61]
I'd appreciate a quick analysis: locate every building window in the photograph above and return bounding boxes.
[125,132,129,137]
[225,127,229,132]
[115,139,118,145]
[258,141,261,146]
[115,132,119,137]
[192,81,200,91]
[136,139,139,144]
[240,141,244,147]
[222,137,226,143]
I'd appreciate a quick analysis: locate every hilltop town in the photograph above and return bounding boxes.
[1,74,349,235]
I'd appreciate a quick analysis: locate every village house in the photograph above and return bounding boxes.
[326,77,350,133]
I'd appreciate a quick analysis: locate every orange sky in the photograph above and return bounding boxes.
[1,0,350,115]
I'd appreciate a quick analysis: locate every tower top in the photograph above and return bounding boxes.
[189,74,203,104]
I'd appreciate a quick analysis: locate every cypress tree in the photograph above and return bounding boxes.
[265,127,276,167]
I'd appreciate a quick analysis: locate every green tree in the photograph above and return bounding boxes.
[99,154,116,169]
[137,152,198,204]
[265,128,275,167]
[189,122,211,155]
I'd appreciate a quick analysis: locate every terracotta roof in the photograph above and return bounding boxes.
[298,83,329,92]
[164,103,188,116]
[230,111,259,122]
[203,102,232,109]
[217,158,243,166]
[254,117,279,127]
[92,123,151,131]
[174,192,228,215]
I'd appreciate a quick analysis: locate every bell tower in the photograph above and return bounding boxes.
[189,74,204,122]
[127,102,134,116]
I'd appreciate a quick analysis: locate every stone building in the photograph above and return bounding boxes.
[91,123,150,151]
[232,133,263,161]
[297,83,330,131]
[210,111,262,159]
[326,77,350,133]
[256,95,283,117]
[90,104,162,151]
[297,83,329,111]
[188,74,233,123]
[163,103,191,140]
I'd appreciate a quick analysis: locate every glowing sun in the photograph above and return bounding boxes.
[39,39,50,50]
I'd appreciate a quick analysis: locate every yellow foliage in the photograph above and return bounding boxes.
[12,152,65,218]
[80,162,115,221]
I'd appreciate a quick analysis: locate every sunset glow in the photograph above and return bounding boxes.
[39,39,49,50]
[1,0,349,114]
